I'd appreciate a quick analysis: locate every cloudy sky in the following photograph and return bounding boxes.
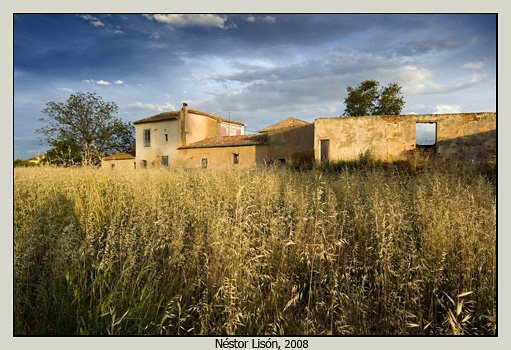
[14,14,496,159]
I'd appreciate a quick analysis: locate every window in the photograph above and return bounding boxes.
[201,158,208,169]
[142,160,147,169]
[233,153,239,165]
[278,158,286,166]
[143,129,151,147]
[111,163,115,170]
[162,156,169,168]
[133,162,136,169]
[165,133,168,142]
[416,122,437,147]
[320,139,330,163]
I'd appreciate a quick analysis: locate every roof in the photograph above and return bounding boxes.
[133,111,180,125]
[259,117,309,132]
[28,154,45,162]
[188,109,245,126]
[132,108,245,126]
[102,152,136,161]
[178,134,268,149]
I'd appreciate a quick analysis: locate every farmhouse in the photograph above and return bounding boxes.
[101,102,496,169]
[27,154,45,164]
[102,103,316,169]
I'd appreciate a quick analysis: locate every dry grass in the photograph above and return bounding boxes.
[14,165,496,335]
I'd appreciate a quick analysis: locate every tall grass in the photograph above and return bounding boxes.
[14,165,496,335]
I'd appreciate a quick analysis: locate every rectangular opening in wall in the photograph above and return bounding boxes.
[143,129,151,147]
[233,153,239,164]
[142,160,147,169]
[162,156,169,168]
[201,158,208,169]
[320,139,330,163]
[416,122,437,147]
[133,162,136,169]
[165,134,168,142]
[111,163,115,170]
[278,158,286,166]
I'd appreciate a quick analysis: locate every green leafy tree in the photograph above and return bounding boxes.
[344,80,380,116]
[37,92,134,166]
[375,82,405,115]
[344,80,405,116]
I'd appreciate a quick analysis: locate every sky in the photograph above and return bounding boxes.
[14,14,496,159]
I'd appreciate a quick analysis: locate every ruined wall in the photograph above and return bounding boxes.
[314,112,496,163]
[261,124,315,165]
[178,145,259,169]
[135,119,180,167]
[101,158,137,171]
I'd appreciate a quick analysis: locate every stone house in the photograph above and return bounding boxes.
[102,103,316,169]
[27,154,45,165]
[101,104,495,169]
[177,117,315,168]
[118,103,246,169]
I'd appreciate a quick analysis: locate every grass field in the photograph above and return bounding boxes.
[13,164,496,335]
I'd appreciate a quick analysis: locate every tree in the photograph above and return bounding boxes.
[344,79,380,117]
[343,80,405,116]
[37,92,134,166]
[375,83,405,115]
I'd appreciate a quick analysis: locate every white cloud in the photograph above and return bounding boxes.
[398,65,433,93]
[433,104,461,114]
[124,102,177,112]
[143,14,227,29]
[80,14,104,28]
[246,15,255,23]
[82,79,125,86]
[149,32,160,39]
[159,102,177,111]
[57,87,74,93]
[262,16,276,24]
[113,29,124,34]
[463,61,484,70]
[398,65,485,95]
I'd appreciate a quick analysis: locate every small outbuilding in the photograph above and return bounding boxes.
[101,152,136,170]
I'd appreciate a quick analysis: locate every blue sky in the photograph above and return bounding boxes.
[14,14,496,159]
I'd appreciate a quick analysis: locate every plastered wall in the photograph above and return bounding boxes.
[314,112,496,163]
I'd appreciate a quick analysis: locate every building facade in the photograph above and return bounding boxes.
[128,103,246,169]
[102,107,496,169]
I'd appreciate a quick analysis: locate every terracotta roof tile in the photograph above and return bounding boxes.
[133,111,180,124]
[178,134,268,149]
[132,109,245,126]
[259,117,309,132]
[102,152,136,161]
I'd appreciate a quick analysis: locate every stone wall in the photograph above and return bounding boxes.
[101,158,137,171]
[178,145,259,168]
[314,112,496,163]
[263,124,315,165]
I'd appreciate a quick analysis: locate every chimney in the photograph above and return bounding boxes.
[179,102,188,146]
